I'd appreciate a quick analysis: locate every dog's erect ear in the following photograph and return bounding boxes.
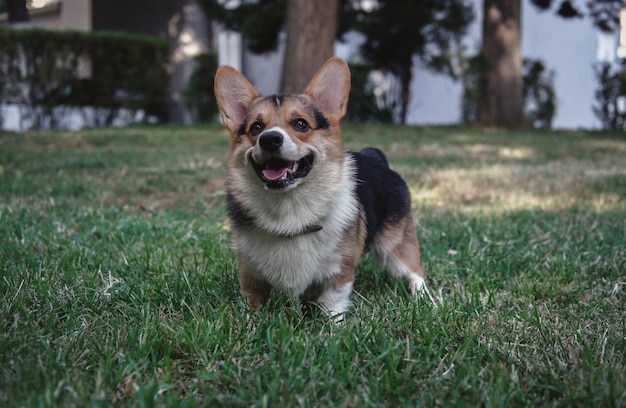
[214,66,260,133]
[304,58,351,120]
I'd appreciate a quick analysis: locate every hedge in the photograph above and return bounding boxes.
[0,28,170,129]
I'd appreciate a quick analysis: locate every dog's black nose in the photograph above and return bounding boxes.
[259,131,283,152]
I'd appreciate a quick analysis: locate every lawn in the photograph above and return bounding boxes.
[1,123,624,407]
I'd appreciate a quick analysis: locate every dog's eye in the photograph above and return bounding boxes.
[291,118,310,132]
[249,122,264,136]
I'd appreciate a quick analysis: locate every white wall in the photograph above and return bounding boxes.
[405,67,464,126]
[241,33,284,96]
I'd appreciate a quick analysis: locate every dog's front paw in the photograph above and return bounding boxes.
[317,281,353,323]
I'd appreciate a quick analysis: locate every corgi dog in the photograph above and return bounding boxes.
[214,57,430,319]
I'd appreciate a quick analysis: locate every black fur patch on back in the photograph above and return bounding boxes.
[350,148,411,250]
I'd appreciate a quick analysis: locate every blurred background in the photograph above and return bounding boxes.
[0,0,623,132]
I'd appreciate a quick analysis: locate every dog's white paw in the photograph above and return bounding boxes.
[318,282,353,323]
[406,274,437,307]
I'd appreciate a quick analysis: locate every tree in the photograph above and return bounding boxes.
[280,0,338,93]
[196,0,286,54]
[478,0,524,128]
[356,0,474,124]
[479,0,621,128]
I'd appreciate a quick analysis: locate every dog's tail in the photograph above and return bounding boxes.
[359,147,389,168]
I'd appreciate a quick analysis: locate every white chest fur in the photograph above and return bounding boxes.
[235,157,359,296]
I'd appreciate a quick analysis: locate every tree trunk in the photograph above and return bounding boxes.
[478,0,525,128]
[280,0,339,93]
[398,59,413,125]
[7,0,30,24]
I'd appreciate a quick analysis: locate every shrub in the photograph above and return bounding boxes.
[593,61,626,130]
[0,28,170,129]
[522,58,556,129]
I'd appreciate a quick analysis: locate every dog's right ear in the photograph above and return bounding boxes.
[214,66,260,133]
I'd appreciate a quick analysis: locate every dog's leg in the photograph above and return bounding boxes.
[374,217,435,305]
[316,216,365,322]
[238,267,271,308]
[317,280,354,322]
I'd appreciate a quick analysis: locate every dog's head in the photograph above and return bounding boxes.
[214,58,350,191]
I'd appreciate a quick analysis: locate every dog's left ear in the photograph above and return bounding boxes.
[304,58,351,120]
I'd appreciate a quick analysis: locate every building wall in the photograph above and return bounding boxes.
[0,0,90,30]
[62,0,91,30]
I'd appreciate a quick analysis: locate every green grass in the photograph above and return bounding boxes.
[1,123,624,407]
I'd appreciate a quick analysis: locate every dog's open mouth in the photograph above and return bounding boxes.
[252,154,314,189]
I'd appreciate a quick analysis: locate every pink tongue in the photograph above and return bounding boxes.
[262,167,290,181]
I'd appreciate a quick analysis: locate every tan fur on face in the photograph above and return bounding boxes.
[229,95,346,164]
[219,61,351,237]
